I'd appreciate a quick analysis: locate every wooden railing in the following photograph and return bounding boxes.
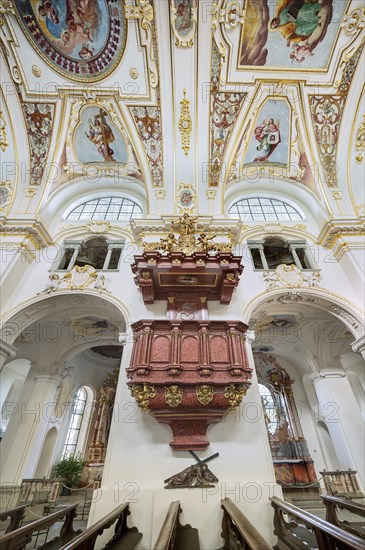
[271,495,364,549]
[18,478,62,506]
[153,501,200,550]
[220,497,271,550]
[320,470,363,498]
[0,505,26,534]
[58,502,142,549]
[321,494,365,540]
[0,504,80,550]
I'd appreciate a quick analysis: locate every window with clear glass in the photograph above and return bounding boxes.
[66,197,143,221]
[248,237,315,271]
[57,237,124,271]
[62,387,87,458]
[229,198,303,222]
[259,384,278,436]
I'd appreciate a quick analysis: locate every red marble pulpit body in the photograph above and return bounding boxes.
[127,320,252,450]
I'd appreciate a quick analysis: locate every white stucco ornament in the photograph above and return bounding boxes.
[39,266,109,294]
[263,264,320,290]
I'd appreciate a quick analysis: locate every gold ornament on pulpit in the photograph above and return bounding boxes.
[142,213,232,255]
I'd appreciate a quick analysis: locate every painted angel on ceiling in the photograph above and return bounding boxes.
[270,0,333,63]
[239,0,334,66]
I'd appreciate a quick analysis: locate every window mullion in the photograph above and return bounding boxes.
[68,244,81,270]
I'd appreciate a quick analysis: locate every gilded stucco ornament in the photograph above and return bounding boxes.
[126,0,157,88]
[84,221,111,234]
[32,65,41,77]
[165,385,183,407]
[178,89,192,157]
[219,1,244,30]
[355,115,365,164]
[131,384,156,412]
[129,68,139,80]
[0,180,14,210]
[224,384,247,412]
[142,213,233,255]
[341,8,365,36]
[196,385,214,406]
[0,110,9,152]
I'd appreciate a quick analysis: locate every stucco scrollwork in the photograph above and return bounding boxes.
[341,8,365,36]
[263,265,320,290]
[39,266,109,294]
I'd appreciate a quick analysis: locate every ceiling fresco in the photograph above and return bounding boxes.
[0,0,363,225]
[13,0,127,80]
[239,0,348,69]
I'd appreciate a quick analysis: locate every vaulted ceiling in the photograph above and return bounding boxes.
[0,0,364,230]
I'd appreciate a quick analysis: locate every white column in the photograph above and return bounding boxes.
[0,338,17,370]
[310,370,365,490]
[0,237,36,311]
[0,369,61,485]
[352,335,365,360]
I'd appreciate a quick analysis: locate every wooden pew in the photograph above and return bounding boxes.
[0,505,26,534]
[58,502,142,549]
[321,494,365,540]
[0,503,80,550]
[153,501,200,550]
[271,495,364,549]
[220,497,271,550]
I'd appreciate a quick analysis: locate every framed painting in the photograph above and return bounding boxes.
[13,0,127,80]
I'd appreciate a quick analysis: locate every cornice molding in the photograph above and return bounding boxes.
[0,217,52,248]
[318,217,365,249]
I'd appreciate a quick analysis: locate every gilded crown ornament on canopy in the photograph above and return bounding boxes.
[131,214,243,305]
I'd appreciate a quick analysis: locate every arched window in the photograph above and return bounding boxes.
[229,197,303,222]
[259,384,278,436]
[62,386,88,458]
[66,196,143,221]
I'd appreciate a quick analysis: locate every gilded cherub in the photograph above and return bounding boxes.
[197,233,216,252]
[171,213,198,236]
[160,232,178,252]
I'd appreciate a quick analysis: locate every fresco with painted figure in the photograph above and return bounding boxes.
[13,0,126,79]
[239,0,347,69]
[174,0,193,36]
[244,100,290,165]
[75,107,128,164]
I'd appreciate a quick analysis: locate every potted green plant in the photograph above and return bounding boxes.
[54,453,86,494]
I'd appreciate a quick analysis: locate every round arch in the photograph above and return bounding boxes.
[243,287,365,341]
[223,177,328,232]
[0,290,130,348]
[40,176,148,232]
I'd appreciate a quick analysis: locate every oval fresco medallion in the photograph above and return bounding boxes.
[13,0,127,80]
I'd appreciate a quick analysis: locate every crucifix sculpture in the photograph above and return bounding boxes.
[164,451,219,489]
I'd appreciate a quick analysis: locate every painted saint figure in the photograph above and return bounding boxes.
[253,118,281,162]
[269,0,334,63]
[175,0,192,35]
[85,109,115,162]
